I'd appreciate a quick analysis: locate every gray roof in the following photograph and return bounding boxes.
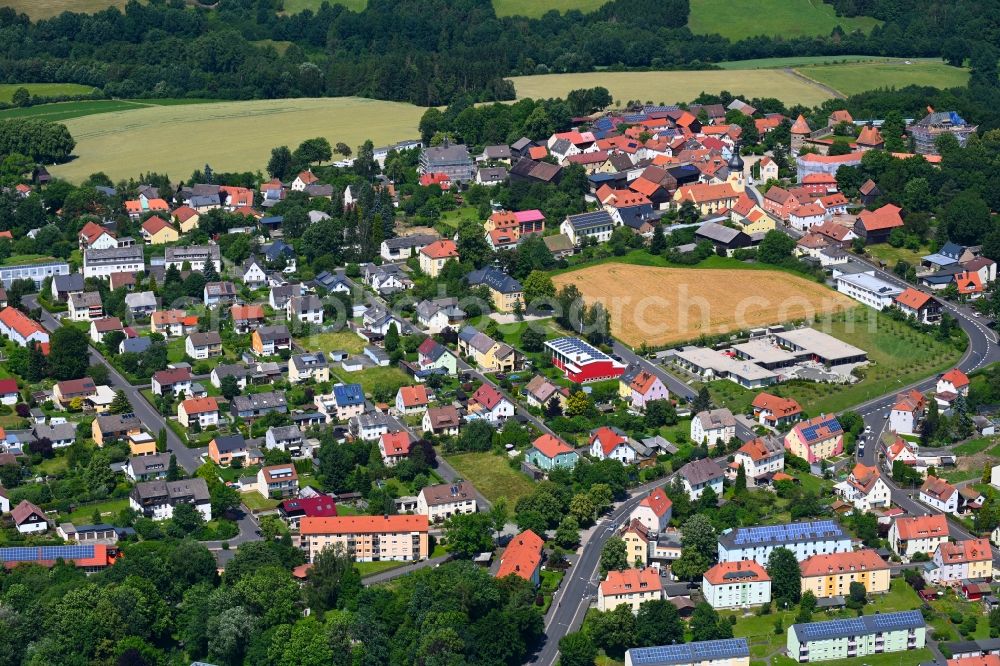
[477,167,508,182]
[69,291,102,308]
[84,246,144,265]
[423,143,472,166]
[626,639,750,666]
[232,391,287,412]
[125,291,157,308]
[52,273,84,292]
[256,324,290,342]
[213,363,250,379]
[133,477,210,502]
[204,282,237,297]
[291,353,328,372]
[695,408,736,430]
[678,458,725,486]
[696,222,743,244]
[33,422,76,441]
[289,295,323,313]
[128,453,170,476]
[482,145,512,159]
[212,433,247,453]
[165,245,220,263]
[466,266,522,294]
[382,233,439,250]
[267,425,302,442]
[565,210,613,231]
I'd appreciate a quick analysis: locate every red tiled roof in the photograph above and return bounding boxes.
[0,307,47,340]
[894,513,948,540]
[531,433,575,459]
[858,204,904,232]
[601,567,663,595]
[791,114,811,134]
[937,538,992,565]
[639,487,672,517]
[420,239,459,260]
[181,397,218,414]
[895,288,933,310]
[470,383,505,410]
[752,392,801,419]
[230,304,265,321]
[172,205,198,222]
[11,500,45,526]
[800,549,888,577]
[496,529,544,580]
[380,431,413,457]
[398,385,428,407]
[300,514,428,535]
[0,379,17,395]
[941,368,969,389]
[703,560,769,585]
[591,426,626,456]
[956,271,984,295]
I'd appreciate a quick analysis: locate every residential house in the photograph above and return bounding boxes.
[926,539,994,585]
[0,306,49,347]
[349,412,391,441]
[630,487,672,534]
[89,317,123,344]
[286,295,324,325]
[91,413,141,447]
[288,353,329,384]
[422,405,461,437]
[691,409,736,447]
[418,239,459,278]
[265,425,304,456]
[702,560,772,610]
[834,463,891,512]
[230,304,266,334]
[141,216,179,245]
[151,367,193,396]
[467,383,515,425]
[241,256,268,288]
[784,414,843,463]
[895,288,942,324]
[560,210,615,245]
[730,436,785,483]
[177,397,219,429]
[278,494,338,530]
[208,433,258,467]
[129,478,212,521]
[231,391,287,421]
[800,549,891,599]
[415,298,465,333]
[523,375,568,410]
[33,421,76,448]
[203,281,237,308]
[78,221,117,250]
[67,291,104,322]
[678,458,725,500]
[416,338,458,376]
[718,521,852,565]
[920,475,960,514]
[185,331,223,359]
[890,388,925,435]
[598,568,664,613]
[164,245,221,272]
[380,234,440,262]
[625,640,751,666]
[12,500,48,534]
[124,291,157,318]
[854,204,905,244]
[50,273,85,302]
[417,481,477,523]
[751,393,802,428]
[395,385,429,415]
[251,325,291,356]
[937,368,970,404]
[496,529,544,585]
[257,464,299,499]
[673,182,740,215]
[151,310,197,338]
[53,378,97,408]
[619,366,669,411]
[0,379,18,406]
[466,266,524,312]
[890,514,949,559]
[173,206,200,232]
[125,453,171,482]
[525,433,579,472]
[319,383,365,422]
[457,326,518,372]
[299,515,429,563]
[83,246,144,280]
[589,426,639,464]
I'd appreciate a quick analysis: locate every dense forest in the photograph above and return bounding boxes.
[0,0,992,106]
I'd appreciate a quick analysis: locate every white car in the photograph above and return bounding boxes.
[865,425,872,433]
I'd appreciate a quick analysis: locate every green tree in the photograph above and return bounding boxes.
[558,631,597,666]
[220,375,240,400]
[110,389,132,414]
[692,386,711,413]
[847,581,868,609]
[171,502,205,534]
[48,326,90,380]
[690,602,728,641]
[303,544,362,615]
[444,512,495,559]
[384,322,400,352]
[166,454,181,481]
[523,271,556,306]
[758,230,796,264]
[267,146,294,180]
[600,537,628,573]
[635,598,684,647]
[767,547,802,606]
[11,87,30,107]
[589,605,636,657]
[569,493,597,525]
[796,590,817,622]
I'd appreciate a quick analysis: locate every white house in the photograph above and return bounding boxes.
[177,397,220,429]
[395,385,429,415]
[718,521,852,565]
[788,203,827,232]
[416,481,478,523]
[702,560,772,610]
[286,295,324,325]
[629,487,672,534]
[889,514,949,559]
[835,273,903,310]
[241,256,268,288]
[730,437,784,482]
[919,475,959,514]
[11,500,48,534]
[889,389,924,436]
[589,426,639,464]
[0,488,9,514]
[691,408,736,447]
[925,538,994,585]
[129,478,212,521]
[937,368,970,403]
[678,458,725,500]
[466,384,514,425]
[185,331,223,359]
[833,463,891,512]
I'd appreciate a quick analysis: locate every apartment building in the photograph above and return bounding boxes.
[702,560,772,610]
[299,515,429,563]
[718,520,851,565]
[799,549,890,599]
[787,610,925,663]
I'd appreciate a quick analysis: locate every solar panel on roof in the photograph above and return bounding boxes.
[1,545,96,563]
[629,638,749,665]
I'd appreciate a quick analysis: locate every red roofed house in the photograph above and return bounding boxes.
[800,173,839,195]
[620,367,669,411]
[278,494,338,530]
[178,397,220,430]
[895,288,941,324]
[672,182,739,215]
[53,377,97,408]
[496,529,544,585]
[0,378,18,406]
[300,515,429,563]
[598,567,663,612]
[419,172,452,189]
[230,304,266,333]
[525,433,579,472]
[395,385,429,415]
[418,239,459,278]
[379,431,414,466]
[0,306,49,347]
[788,203,828,232]
[928,538,993,584]
[467,383,514,425]
[172,205,200,233]
[890,388,925,435]
[731,436,785,482]
[854,203,904,244]
[834,463,891,512]
[889,513,949,559]
[78,221,118,250]
[12,500,48,534]
[140,216,179,245]
[291,170,319,191]
[751,393,802,428]
[956,271,984,299]
[589,425,639,464]
[784,414,843,462]
[937,369,970,408]
[629,487,672,533]
[761,186,805,221]
[702,560,771,609]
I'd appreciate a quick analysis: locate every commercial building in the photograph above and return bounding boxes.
[835,273,903,310]
[799,549,890,599]
[83,246,144,280]
[718,520,852,565]
[672,346,777,388]
[545,337,626,383]
[702,560,771,609]
[771,328,868,367]
[299,515,429,563]
[624,639,750,666]
[0,544,118,573]
[787,610,925,662]
[908,110,977,155]
[0,257,70,287]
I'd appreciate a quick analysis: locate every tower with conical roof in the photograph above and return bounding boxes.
[790,114,811,154]
[727,141,746,191]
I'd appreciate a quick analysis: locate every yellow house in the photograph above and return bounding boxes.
[672,182,739,215]
[418,239,459,278]
[141,216,179,245]
[734,208,777,235]
[128,431,159,456]
[457,327,517,372]
[621,519,650,567]
[468,267,523,313]
[173,206,201,233]
[799,550,890,599]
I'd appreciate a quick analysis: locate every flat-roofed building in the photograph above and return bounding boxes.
[673,346,777,388]
[771,328,868,366]
[835,273,903,310]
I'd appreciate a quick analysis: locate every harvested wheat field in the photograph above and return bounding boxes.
[552,263,856,347]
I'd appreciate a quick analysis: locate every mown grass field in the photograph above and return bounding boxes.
[688,0,880,40]
[798,59,969,95]
[444,452,537,504]
[509,69,835,106]
[0,98,221,122]
[49,96,426,182]
[0,82,96,102]
[717,55,881,69]
[0,0,127,19]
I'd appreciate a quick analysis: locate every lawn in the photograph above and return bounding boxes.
[439,206,482,230]
[354,560,405,576]
[0,83,97,102]
[296,330,364,355]
[710,308,964,416]
[34,455,69,476]
[773,651,933,666]
[241,491,281,512]
[333,364,410,398]
[954,437,995,456]
[280,0,608,16]
[49,97,427,183]
[798,59,969,95]
[0,0,128,19]
[864,243,928,269]
[509,69,834,107]
[444,451,537,504]
[0,98,221,123]
[63,497,130,523]
[688,0,880,41]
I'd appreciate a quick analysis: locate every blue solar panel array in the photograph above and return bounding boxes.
[794,611,923,643]
[546,337,610,363]
[623,113,648,123]
[732,520,844,546]
[799,416,843,443]
[643,105,681,114]
[593,118,614,132]
[628,638,749,665]
[0,545,95,563]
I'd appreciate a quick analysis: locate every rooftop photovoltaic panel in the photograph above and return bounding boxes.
[628,638,749,666]
[1,545,95,563]
[793,611,923,642]
[730,520,844,546]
